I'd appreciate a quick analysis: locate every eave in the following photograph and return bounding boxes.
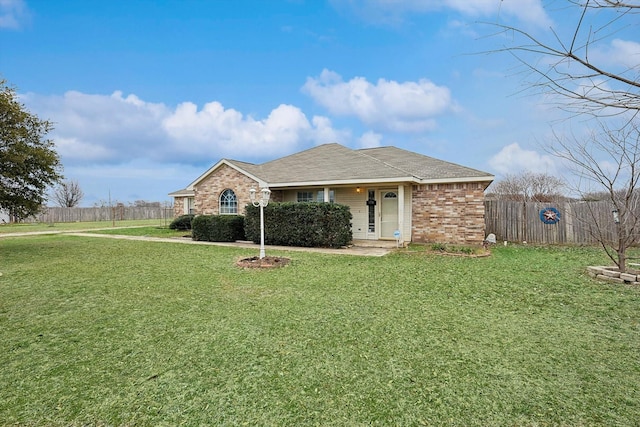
[265,175,495,189]
[168,189,195,197]
[186,159,267,190]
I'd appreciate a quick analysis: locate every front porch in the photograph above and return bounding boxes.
[275,184,411,245]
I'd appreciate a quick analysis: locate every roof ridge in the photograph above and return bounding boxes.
[225,158,256,166]
[258,142,343,167]
[355,146,418,178]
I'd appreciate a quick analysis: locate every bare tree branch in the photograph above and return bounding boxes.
[52,180,84,207]
[488,171,565,202]
[485,1,640,117]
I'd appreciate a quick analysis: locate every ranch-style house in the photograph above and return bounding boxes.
[169,143,494,245]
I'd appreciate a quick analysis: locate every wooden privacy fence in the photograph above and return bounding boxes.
[27,206,174,224]
[484,200,619,244]
[16,201,618,245]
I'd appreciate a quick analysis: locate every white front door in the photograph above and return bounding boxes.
[380,190,398,239]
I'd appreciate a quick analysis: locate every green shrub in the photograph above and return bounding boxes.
[244,202,352,248]
[192,215,245,242]
[169,214,194,231]
[431,243,447,251]
[429,243,482,255]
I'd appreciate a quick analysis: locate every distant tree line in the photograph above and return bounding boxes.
[486,171,566,202]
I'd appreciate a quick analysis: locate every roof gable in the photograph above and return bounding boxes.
[185,159,265,190]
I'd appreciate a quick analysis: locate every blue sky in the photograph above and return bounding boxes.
[1,0,638,206]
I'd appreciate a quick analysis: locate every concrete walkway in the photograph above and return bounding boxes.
[1,227,396,257]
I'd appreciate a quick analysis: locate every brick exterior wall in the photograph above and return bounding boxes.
[189,165,284,215]
[411,182,487,245]
[173,197,185,217]
[193,164,260,215]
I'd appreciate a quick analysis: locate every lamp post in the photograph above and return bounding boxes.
[250,187,271,259]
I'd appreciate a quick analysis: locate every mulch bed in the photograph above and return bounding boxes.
[236,256,291,269]
[428,249,492,258]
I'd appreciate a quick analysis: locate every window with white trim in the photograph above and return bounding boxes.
[219,189,238,214]
[297,190,335,203]
[297,191,315,202]
[317,190,335,203]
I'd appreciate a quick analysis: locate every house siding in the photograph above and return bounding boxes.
[411,182,486,245]
[334,188,367,239]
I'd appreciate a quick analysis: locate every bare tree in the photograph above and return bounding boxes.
[131,200,161,207]
[490,0,640,118]
[52,180,84,207]
[551,120,640,271]
[489,171,565,202]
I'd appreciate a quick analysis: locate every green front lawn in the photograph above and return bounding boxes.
[84,225,190,239]
[1,236,638,426]
[0,219,168,234]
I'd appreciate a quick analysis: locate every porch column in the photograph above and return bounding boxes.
[324,187,330,202]
[398,184,405,244]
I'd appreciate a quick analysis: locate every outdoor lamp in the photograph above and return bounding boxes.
[250,187,271,259]
[613,209,620,224]
[261,187,271,203]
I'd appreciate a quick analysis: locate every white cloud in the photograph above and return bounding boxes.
[23,90,169,163]
[591,39,640,70]
[302,69,454,133]
[358,131,383,148]
[162,102,313,158]
[447,0,550,27]
[22,90,346,165]
[489,142,557,175]
[0,0,29,29]
[309,116,351,145]
[54,137,115,162]
[330,0,550,28]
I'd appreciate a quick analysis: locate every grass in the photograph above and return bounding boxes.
[0,219,170,234]
[84,225,190,239]
[1,235,639,426]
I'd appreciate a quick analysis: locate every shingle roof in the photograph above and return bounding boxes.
[227,143,493,185]
[174,143,493,193]
[358,145,493,181]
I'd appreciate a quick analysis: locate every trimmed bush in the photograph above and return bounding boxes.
[192,215,245,242]
[169,214,194,231]
[244,202,352,248]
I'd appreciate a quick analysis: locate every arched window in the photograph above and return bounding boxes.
[219,189,238,214]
